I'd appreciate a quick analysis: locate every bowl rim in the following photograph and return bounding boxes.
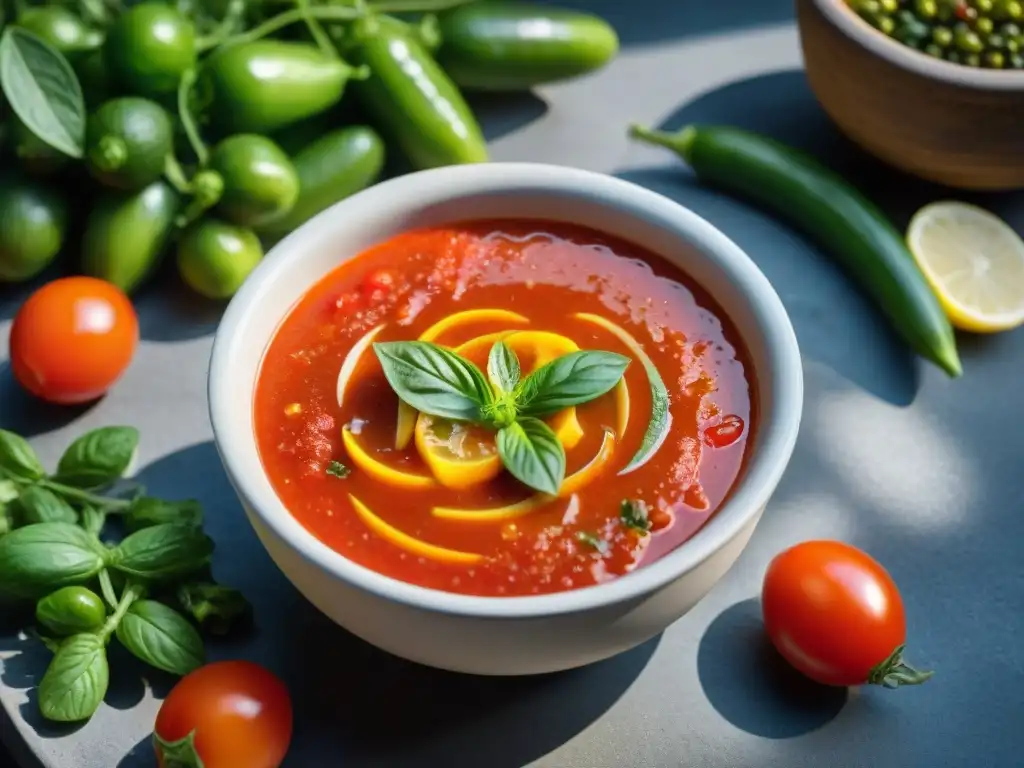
[208,162,803,620]
[814,0,1024,90]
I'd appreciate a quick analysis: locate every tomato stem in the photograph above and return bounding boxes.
[154,729,206,768]
[867,644,934,689]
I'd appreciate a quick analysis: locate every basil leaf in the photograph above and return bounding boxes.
[496,418,565,496]
[620,499,652,533]
[0,479,18,503]
[54,427,139,488]
[80,505,106,537]
[0,429,46,481]
[115,600,204,675]
[110,523,214,581]
[38,633,108,722]
[373,341,493,422]
[0,27,85,159]
[15,486,78,525]
[516,351,630,417]
[487,340,520,393]
[125,497,203,532]
[176,581,251,635]
[0,523,107,598]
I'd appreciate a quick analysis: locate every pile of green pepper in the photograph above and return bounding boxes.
[848,0,1024,68]
[0,0,619,298]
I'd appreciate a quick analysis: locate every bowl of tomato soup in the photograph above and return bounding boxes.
[209,163,802,675]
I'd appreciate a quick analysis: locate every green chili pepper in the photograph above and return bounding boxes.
[434,1,619,91]
[347,15,487,170]
[200,41,363,135]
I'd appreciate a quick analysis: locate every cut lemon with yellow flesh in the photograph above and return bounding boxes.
[415,413,501,489]
[342,427,436,490]
[907,201,1024,333]
[350,495,482,565]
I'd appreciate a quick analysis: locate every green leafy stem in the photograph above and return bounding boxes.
[372,339,630,495]
[0,426,251,723]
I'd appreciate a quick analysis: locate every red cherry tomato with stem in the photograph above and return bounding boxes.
[761,540,932,689]
[154,660,292,768]
[9,277,138,404]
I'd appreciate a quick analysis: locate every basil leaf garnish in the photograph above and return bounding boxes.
[496,417,565,496]
[125,496,203,532]
[0,27,86,159]
[15,486,78,525]
[110,523,214,582]
[0,429,46,481]
[0,523,107,598]
[373,341,494,422]
[515,350,630,417]
[620,499,652,533]
[54,426,139,488]
[38,633,109,722]
[487,340,520,394]
[115,600,204,676]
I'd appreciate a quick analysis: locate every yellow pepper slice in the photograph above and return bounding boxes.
[558,429,616,497]
[414,413,502,489]
[350,495,483,565]
[342,426,435,490]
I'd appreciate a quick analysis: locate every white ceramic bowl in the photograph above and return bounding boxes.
[208,163,803,676]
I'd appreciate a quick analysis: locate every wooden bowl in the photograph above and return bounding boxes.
[796,0,1024,190]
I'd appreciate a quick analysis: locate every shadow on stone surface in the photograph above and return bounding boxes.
[697,598,846,739]
[0,363,98,438]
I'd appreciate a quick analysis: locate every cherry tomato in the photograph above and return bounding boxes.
[154,661,292,768]
[761,540,932,689]
[9,277,138,404]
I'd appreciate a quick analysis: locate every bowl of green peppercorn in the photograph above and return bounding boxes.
[797,0,1024,189]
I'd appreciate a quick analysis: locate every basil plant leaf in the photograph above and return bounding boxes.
[54,426,139,488]
[516,351,630,417]
[80,505,106,537]
[487,340,520,393]
[0,429,46,481]
[115,600,204,675]
[176,581,251,635]
[0,523,107,598]
[109,523,214,582]
[0,27,86,159]
[38,633,109,722]
[16,486,78,525]
[373,341,493,422]
[125,497,203,532]
[496,417,566,496]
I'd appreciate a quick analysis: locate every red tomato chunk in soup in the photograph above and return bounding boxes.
[254,221,754,597]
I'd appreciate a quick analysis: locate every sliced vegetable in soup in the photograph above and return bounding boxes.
[254,221,754,597]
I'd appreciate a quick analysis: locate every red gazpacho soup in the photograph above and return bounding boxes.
[254,221,754,597]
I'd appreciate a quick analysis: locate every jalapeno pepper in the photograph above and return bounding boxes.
[346,15,487,170]
[200,41,364,135]
[434,1,619,91]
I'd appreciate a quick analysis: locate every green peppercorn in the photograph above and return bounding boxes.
[985,49,1006,65]
[964,51,983,65]
[955,24,986,51]
[1006,0,1024,19]
[855,0,883,14]
[933,25,955,45]
[976,16,995,34]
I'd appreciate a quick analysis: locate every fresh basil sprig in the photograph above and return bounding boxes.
[372,339,629,494]
[110,523,214,581]
[15,486,79,526]
[37,632,109,722]
[54,426,139,489]
[374,340,495,422]
[0,429,46,481]
[0,523,108,598]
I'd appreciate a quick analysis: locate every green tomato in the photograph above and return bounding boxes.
[81,180,180,294]
[0,177,68,282]
[36,586,107,636]
[209,135,300,228]
[15,7,104,59]
[85,97,173,191]
[104,3,196,97]
[177,218,264,299]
